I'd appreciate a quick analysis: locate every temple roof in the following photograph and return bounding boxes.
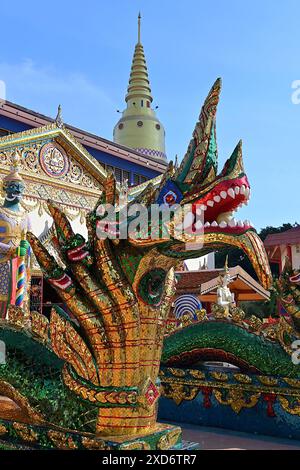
[175,266,270,301]
[0,99,167,172]
[264,226,300,246]
[125,13,153,104]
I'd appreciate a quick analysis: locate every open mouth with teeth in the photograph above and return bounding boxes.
[186,176,252,235]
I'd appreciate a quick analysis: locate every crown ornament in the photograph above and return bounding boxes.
[3,149,23,188]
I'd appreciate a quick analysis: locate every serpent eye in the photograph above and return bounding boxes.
[137,269,166,306]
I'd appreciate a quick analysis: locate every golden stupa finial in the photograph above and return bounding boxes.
[55,104,63,128]
[11,149,21,171]
[124,12,153,105]
[138,12,141,44]
[218,255,230,286]
[174,154,179,170]
[113,12,166,160]
[224,255,229,274]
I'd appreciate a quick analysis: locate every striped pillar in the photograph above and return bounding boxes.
[15,258,25,308]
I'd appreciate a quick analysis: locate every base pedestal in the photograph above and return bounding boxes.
[0,419,193,450]
[99,423,182,450]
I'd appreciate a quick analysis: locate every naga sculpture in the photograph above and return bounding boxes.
[0,79,273,449]
[274,259,300,332]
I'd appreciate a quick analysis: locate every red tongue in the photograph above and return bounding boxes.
[49,274,72,290]
[67,243,89,262]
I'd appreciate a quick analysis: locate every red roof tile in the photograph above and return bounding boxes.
[264,226,300,247]
[175,270,220,291]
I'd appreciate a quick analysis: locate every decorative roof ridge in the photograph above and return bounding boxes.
[59,126,107,181]
[0,122,57,145]
[0,100,168,169]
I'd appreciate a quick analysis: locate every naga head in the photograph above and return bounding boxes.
[274,258,300,331]
[94,79,272,290]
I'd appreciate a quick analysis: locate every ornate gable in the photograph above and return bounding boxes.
[0,124,106,221]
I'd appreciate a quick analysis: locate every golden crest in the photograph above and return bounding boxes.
[214,389,261,414]
[13,422,38,443]
[210,371,229,382]
[234,373,252,384]
[258,376,278,387]
[157,428,181,450]
[48,430,77,450]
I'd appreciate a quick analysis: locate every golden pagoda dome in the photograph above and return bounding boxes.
[113,13,166,161]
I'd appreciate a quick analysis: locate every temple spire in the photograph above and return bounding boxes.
[138,12,141,44]
[125,18,153,105]
[113,14,166,161]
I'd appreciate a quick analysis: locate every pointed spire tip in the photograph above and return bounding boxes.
[55,104,63,128]
[138,12,141,43]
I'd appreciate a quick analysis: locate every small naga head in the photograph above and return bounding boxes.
[153,79,272,291]
[97,79,272,290]
[275,258,300,306]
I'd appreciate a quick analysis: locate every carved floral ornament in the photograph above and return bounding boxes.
[161,381,300,417]
[39,142,69,178]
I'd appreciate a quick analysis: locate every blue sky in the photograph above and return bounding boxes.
[0,0,299,230]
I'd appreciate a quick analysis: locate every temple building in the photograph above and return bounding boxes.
[264,225,300,273]
[0,101,166,186]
